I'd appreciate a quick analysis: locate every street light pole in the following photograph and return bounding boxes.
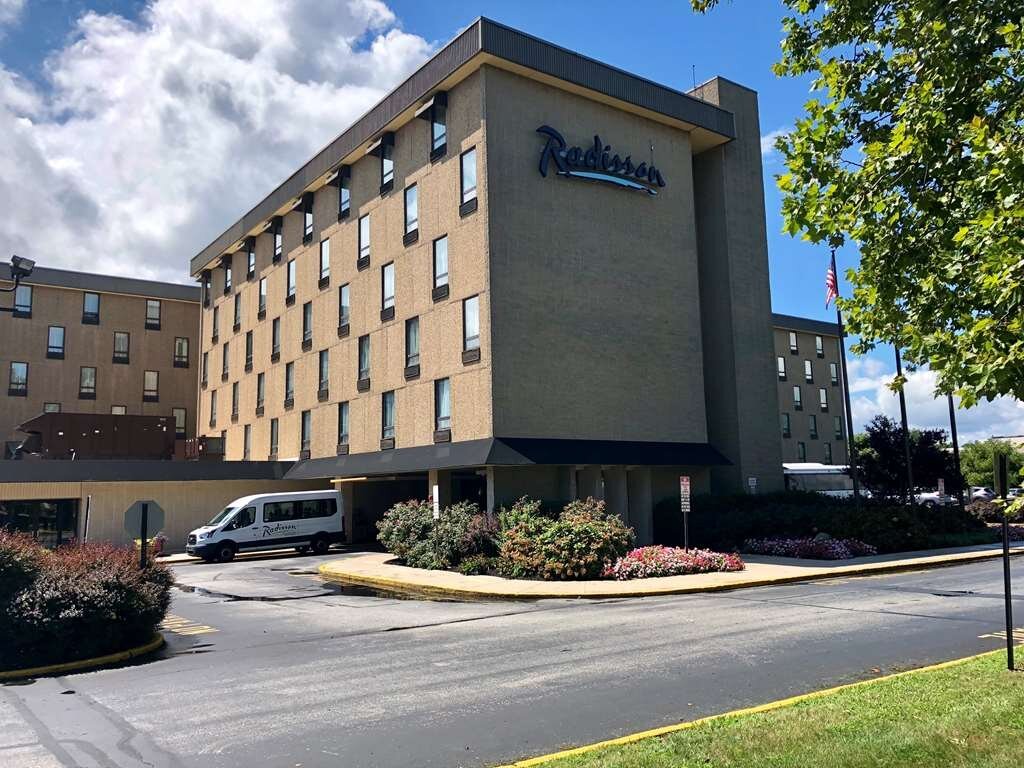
[894,346,914,503]
[948,393,964,509]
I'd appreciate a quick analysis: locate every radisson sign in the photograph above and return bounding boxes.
[536,125,666,196]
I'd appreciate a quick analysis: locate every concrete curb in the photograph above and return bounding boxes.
[0,633,165,681]
[318,547,1024,600]
[494,649,1001,767]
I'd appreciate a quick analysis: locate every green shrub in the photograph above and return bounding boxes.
[376,499,434,562]
[966,499,1021,523]
[0,539,172,669]
[377,500,497,570]
[497,496,553,531]
[496,515,551,579]
[455,554,497,575]
[0,531,45,606]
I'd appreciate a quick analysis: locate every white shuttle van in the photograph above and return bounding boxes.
[186,489,344,562]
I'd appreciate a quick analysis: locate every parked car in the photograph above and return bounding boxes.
[186,489,344,563]
[1009,488,1023,499]
[971,486,996,501]
[915,491,954,507]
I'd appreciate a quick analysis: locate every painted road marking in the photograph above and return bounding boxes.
[160,614,218,636]
[978,627,1024,644]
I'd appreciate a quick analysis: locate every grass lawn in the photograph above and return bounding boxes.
[533,652,1024,768]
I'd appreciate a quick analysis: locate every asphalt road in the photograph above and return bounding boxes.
[3,553,1023,768]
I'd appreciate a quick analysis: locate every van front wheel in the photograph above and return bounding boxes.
[216,543,236,562]
[311,536,330,556]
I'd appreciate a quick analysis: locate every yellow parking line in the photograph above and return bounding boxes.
[160,613,218,637]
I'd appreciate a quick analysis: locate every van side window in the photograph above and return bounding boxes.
[299,499,337,519]
[264,501,297,522]
[225,507,255,530]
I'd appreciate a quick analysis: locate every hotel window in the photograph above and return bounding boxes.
[246,239,256,280]
[830,362,839,385]
[824,442,833,464]
[82,291,100,324]
[111,405,127,415]
[44,402,61,414]
[792,385,802,410]
[244,331,253,371]
[210,391,217,425]
[47,326,65,359]
[271,317,281,359]
[357,334,370,387]
[819,388,829,411]
[146,299,161,330]
[460,147,478,215]
[319,239,330,288]
[269,417,279,457]
[302,192,314,243]
[174,336,189,368]
[223,260,232,294]
[222,342,230,380]
[804,359,813,383]
[243,424,251,460]
[788,331,798,354]
[233,293,241,330]
[338,283,350,332]
[300,409,312,455]
[462,295,480,363]
[284,362,295,405]
[212,306,220,341]
[432,235,449,300]
[430,98,447,158]
[834,416,844,439]
[201,351,208,385]
[8,362,27,397]
[143,370,159,402]
[380,139,394,192]
[79,366,97,399]
[318,350,329,398]
[815,335,824,358]
[338,171,350,219]
[403,184,418,244]
[256,372,265,413]
[14,284,31,317]
[258,277,267,317]
[405,317,420,376]
[173,407,186,439]
[776,356,786,380]
[381,390,395,444]
[286,259,296,304]
[381,262,395,319]
[358,214,370,269]
[273,217,283,262]
[302,301,313,350]
[780,412,790,438]
[231,382,239,419]
[797,441,807,461]
[808,414,818,439]
[337,401,349,448]
[435,377,451,437]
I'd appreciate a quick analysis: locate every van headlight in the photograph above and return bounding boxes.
[197,532,210,540]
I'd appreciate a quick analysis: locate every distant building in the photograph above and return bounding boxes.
[1,265,200,458]
[772,313,850,466]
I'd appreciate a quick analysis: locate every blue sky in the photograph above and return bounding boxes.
[1,0,1020,441]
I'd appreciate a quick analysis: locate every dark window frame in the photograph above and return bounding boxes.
[82,291,100,324]
[78,366,97,399]
[46,325,65,359]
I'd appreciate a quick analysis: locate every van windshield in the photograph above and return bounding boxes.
[208,505,237,525]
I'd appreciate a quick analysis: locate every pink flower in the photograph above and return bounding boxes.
[603,546,745,580]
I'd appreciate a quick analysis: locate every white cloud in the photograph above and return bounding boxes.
[847,355,1024,444]
[0,0,434,284]
[760,126,787,158]
[0,0,24,26]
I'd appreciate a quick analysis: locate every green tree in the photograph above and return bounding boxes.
[691,1,1024,407]
[958,439,1024,488]
[853,414,960,498]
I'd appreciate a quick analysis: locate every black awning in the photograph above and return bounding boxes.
[284,437,729,480]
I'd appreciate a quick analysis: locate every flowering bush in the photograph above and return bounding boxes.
[604,546,745,580]
[0,533,172,669]
[742,536,878,560]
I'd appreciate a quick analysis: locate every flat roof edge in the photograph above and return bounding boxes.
[0,264,200,302]
[772,312,842,337]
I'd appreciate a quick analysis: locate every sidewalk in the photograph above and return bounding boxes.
[318,542,1024,599]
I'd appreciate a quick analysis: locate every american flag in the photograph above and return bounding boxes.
[825,252,839,308]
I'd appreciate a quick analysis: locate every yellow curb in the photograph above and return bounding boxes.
[495,649,1004,767]
[319,547,1024,601]
[0,633,165,681]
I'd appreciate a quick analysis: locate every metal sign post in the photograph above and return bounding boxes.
[996,452,1015,670]
[124,500,165,569]
[679,476,691,550]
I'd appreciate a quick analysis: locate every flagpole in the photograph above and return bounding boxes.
[828,249,861,506]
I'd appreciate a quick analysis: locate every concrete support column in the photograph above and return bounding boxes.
[627,468,653,545]
[485,466,495,515]
[335,481,355,544]
[557,466,577,504]
[603,467,628,524]
[427,469,452,511]
[577,466,603,501]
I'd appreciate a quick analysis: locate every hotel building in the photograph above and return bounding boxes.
[0,265,200,458]
[189,19,784,542]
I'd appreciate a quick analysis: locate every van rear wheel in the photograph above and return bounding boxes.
[311,536,330,555]
[295,545,310,554]
[215,543,236,562]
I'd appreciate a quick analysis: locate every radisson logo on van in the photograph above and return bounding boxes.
[536,125,666,196]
